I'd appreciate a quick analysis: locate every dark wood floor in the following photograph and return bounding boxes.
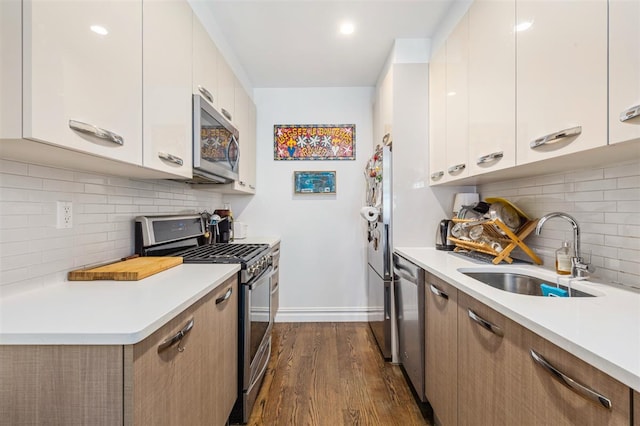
[247,322,432,426]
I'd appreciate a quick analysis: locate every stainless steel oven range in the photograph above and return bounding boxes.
[134,215,274,425]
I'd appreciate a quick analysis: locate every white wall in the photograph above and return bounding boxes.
[0,159,224,297]
[227,87,375,321]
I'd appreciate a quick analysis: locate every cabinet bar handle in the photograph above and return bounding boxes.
[157,318,194,353]
[68,120,123,145]
[215,287,233,305]
[221,108,232,121]
[198,85,214,104]
[620,104,640,122]
[476,151,504,165]
[530,126,582,149]
[430,284,449,300]
[468,309,504,337]
[158,152,184,166]
[271,281,279,295]
[530,349,612,410]
[239,181,246,187]
[447,163,466,174]
[430,171,444,180]
[249,184,256,190]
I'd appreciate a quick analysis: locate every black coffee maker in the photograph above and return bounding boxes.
[435,219,456,251]
[214,209,233,243]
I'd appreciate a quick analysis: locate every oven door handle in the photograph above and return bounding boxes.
[247,338,271,394]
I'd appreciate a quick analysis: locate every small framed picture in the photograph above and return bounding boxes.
[293,171,336,194]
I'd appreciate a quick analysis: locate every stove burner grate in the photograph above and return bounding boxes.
[177,243,268,264]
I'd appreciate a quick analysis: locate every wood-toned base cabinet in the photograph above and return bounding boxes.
[457,291,631,426]
[0,277,238,426]
[424,273,458,426]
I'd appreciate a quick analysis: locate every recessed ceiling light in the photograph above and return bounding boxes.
[514,21,533,32]
[339,22,355,35]
[447,91,457,97]
[90,25,108,36]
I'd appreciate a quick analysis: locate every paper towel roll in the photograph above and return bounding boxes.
[360,206,379,222]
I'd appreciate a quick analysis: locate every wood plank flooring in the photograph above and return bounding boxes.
[247,322,432,426]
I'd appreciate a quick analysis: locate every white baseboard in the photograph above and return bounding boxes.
[274,306,382,323]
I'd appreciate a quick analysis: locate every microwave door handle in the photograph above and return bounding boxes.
[228,135,240,172]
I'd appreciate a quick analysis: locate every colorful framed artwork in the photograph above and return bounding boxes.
[293,171,336,194]
[274,124,355,160]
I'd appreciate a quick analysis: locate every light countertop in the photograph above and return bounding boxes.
[0,263,240,345]
[230,236,280,247]
[395,247,640,392]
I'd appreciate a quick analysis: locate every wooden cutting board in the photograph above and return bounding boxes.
[68,257,183,281]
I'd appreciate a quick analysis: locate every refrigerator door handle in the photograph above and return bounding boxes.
[384,284,391,320]
[383,223,391,278]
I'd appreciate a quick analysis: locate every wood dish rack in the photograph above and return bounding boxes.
[449,218,543,265]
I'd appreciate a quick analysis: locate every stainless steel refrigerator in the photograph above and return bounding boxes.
[364,136,396,361]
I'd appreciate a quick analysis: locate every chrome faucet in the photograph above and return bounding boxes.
[535,212,594,278]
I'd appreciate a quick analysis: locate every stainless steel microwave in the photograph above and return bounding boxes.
[191,94,239,184]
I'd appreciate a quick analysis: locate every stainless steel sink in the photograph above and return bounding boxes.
[461,271,595,297]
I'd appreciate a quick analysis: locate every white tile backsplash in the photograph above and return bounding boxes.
[479,159,640,290]
[0,159,225,297]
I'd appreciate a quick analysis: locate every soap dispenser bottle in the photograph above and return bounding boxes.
[555,241,572,275]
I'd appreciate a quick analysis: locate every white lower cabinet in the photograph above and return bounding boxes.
[516,0,607,165]
[21,0,143,165]
[0,277,238,426]
[142,0,193,178]
[609,0,640,145]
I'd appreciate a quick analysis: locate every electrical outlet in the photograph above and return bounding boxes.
[56,201,73,229]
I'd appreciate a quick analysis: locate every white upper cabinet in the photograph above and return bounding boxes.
[609,0,640,145]
[1,0,22,139]
[379,68,394,141]
[516,0,607,165]
[220,82,257,194]
[444,13,470,181]
[192,14,219,109]
[217,58,235,124]
[22,0,143,164]
[225,84,255,194]
[428,46,447,184]
[142,0,193,178]
[246,99,257,191]
[468,0,516,176]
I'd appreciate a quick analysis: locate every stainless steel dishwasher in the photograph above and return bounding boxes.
[393,253,426,402]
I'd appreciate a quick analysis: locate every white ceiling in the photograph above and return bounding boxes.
[200,0,454,88]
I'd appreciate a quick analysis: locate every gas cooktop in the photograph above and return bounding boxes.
[176,243,269,264]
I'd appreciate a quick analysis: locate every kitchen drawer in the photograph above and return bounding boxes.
[271,272,280,323]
